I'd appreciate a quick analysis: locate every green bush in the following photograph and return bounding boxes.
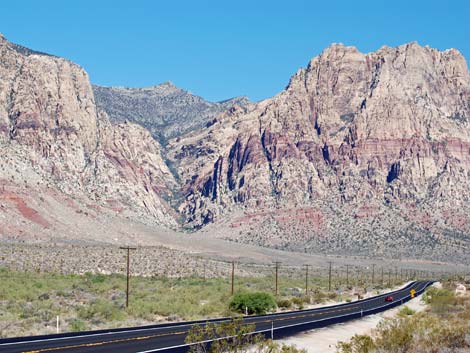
[423,287,456,313]
[70,319,87,332]
[398,306,415,317]
[78,299,125,322]
[229,292,276,315]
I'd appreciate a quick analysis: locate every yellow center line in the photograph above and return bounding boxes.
[21,300,386,353]
[23,330,188,353]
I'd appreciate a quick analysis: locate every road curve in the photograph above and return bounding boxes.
[0,281,433,353]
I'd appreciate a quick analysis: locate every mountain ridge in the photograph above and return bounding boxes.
[0,34,469,263]
[93,83,251,145]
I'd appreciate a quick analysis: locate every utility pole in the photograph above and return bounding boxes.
[274,262,281,296]
[203,261,206,281]
[388,269,391,288]
[381,267,384,287]
[120,246,136,308]
[328,261,332,292]
[395,267,398,284]
[231,260,236,295]
[371,264,375,288]
[346,265,350,287]
[303,264,310,295]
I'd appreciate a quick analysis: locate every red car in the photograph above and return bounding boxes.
[385,295,394,302]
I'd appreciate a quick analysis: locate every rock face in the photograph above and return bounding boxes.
[1,34,469,263]
[93,83,250,143]
[168,43,470,262]
[0,33,178,232]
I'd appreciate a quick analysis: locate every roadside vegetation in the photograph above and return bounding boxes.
[0,266,405,338]
[185,318,306,353]
[336,279,470,353]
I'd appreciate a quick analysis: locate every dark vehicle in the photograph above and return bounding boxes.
[385,295,394,302]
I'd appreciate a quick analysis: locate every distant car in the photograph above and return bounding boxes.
[385,295,394,302]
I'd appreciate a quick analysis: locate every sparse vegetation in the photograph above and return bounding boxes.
[397,306,415,317]
[336,281,470,353]
[0,266,363,337]
[0,263,407,338]
[185,318,306,353]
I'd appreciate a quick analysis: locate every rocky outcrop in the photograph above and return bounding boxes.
[1,33,469,263]
[93,83,250,143]
[0,34,177,230]
[168,42,470,262]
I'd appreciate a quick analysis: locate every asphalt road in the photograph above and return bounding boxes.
[0,281,433,353]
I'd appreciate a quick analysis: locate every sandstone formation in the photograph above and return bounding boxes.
[1,33,469,264]
[0,33,177,235]
[168,43,470,262]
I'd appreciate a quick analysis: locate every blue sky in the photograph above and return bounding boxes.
[1,0,468,102]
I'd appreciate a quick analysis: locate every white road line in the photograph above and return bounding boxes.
[0,281,426,349]
[137,282,430,353]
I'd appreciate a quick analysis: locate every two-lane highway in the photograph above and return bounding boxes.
[0,281,433,353]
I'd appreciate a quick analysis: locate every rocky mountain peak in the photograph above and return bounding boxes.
[167,42,470,263]
[93,82,251,143]
[0,35,178,233]
[1,35,469,263]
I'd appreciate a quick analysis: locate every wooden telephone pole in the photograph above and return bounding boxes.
[120,246,136,308]
[328,261,332,291]
[303,264,310,295]
[274,262,281,296]
[371,264,375,287]
[231,260,236,295]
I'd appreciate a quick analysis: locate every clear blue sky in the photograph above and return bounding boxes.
[1,0,468,102]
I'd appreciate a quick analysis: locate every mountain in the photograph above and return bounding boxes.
[167,42,470,263]
[93,83,250,144]
[0,33,178,241]
[1,33,469,263]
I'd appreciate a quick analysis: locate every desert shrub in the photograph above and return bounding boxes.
[375,317,414,352]
[312,291,327,303]
[69,319,87,332]
[229,292,276,315]
[398,306,415,317]
[185,318,306,353]
[337,334,375,353]
[78,299,125,322]
[423,287,457,314]
[276,298,292,309]
[291,296,310,306]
